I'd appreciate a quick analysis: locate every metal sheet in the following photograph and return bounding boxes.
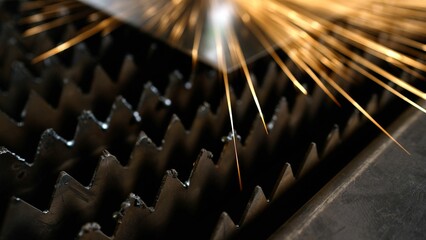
[270,101,426,239]
[78,0,267,71]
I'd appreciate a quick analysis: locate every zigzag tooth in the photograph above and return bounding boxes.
[0,172,94,239]
[91,146,243,239]
[189,71,219,101]
[50,172,95,215]
[322,125,341,158]
[31,32,56,61]
[137,82,173,143]
[111,194,153,238]
[128,139,168,203]
[70,98,138,163]
[366,94,379,116]
[56,86,88,137]
[162,105,230,165]
[117,54,137,84]
[270,163,296,201]
[71,42,94,65]
[227,118,273,181]
[257,61,278,103]
[237,73,259,118]
[0,37,25,82]
[0,148,31,207]
[261,61,293,104]
[185,150,216,201]
[343,90,394,141]
[164,69,185,99]
[34,128,71,167]
[342,110,361,140]
[78,222,109,240]
[0,101,140,223]
[216,92,237,128]
[25,129,69,181]
[0,111,25,152]
[379,82,396,109]
[185,104,214,148]
[105,97,140,142]
[131,132,158,163]
[240,186,268,226]
[110,96,138,119]
[0,61,34,120]
[83,155,130,217]
[161,114,205,177]
[216,136,244,190]
[58,79,86,107]
[91,64,111,83]
[158,66,274,137]
[163,114,186,141]
[267,98,290,151]
[12,101,350,238]
[36,62,65,108]
[0,197,48,239]
[193,103,213,128]
[1,150,130,239]
[153,169,185,213]
[74,111,106,146]
[22,90,57,129]
[192,103,229,141]
[163,70,207,127]
[62,24,78,42]
[288,93,310,133]
[66,43,96,88]
[242,116,267,168]
[297,143,320,178]
[212,171,301,238]
[129,127,218,202]
[0,80,95,157]
[206,99,228,138]
[195,103,224,138]
[0,23,17,57]
[88,152,128,191]
[76,223,112,240]
[210,212,237,240]
[138,82,163,109]
[99,34,113,58]
[110,172,184,239]
[90,71,127,120]
[309,84,329,118]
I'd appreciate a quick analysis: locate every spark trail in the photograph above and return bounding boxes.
[21,0,426,189]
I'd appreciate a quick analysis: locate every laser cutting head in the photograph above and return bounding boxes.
[78,0,269,71]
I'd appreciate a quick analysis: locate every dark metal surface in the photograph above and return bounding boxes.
[1,1,425,239]
[270,101,426,240]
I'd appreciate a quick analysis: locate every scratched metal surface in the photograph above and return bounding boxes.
[269,101,426,240]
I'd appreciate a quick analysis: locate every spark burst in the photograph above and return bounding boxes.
[21,0,426,190]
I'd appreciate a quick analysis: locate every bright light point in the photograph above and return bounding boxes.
[210,2,234,27]
[133,112,142,122]
[66,141,74,147]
